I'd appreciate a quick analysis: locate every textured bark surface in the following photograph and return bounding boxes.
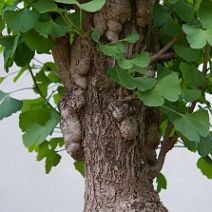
[52,0,168,211]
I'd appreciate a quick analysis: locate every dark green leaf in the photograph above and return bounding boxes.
[182,88,201,102]
[0,90,23,120]
[198,0,212,29]
[198,132,212,156]
[74,161,84,176]
[180,62,205,88]
[174,45,201,62]
[156,173,167,193]
[34,20,68,37]
[153,4,169,27]
[197,156,212,179]
[14,42,34,67]
[173,0,193,22]
[49,137,64,149]
[33,0,58,13]
[45,150,61,173]
[4,9,39,33]
[24,30,54,54]
[37,141,49,161]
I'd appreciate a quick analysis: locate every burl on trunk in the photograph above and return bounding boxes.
[53,0,168,211]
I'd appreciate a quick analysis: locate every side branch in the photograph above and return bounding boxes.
[150,31,184,64]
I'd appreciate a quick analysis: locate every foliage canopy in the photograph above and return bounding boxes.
[0,0,212,192]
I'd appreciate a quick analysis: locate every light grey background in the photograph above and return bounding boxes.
[0,55,211,212]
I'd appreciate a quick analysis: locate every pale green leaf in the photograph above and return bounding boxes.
[124,31,140,44]
[174,109,210,142]
[138,72,181,106]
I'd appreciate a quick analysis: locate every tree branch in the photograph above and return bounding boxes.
[150,31,184,64]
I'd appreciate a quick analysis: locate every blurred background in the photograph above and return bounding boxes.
[0,55,211,212]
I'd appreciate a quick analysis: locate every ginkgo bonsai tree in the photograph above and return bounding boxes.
[0,0,211,211]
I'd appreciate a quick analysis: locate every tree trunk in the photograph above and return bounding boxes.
[52,0,168,211]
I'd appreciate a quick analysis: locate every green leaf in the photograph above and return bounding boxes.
[4,9,39,33]
[54,0,106,12]
[37,141,49,161]
[23,110,60,149]
[19,108,50,131]
[156,173,167,193]
[173,0,193,22]
[24,30,54,54]
[108,66,135,90]
[131,52,150,68]
[34,20,68,37]
[99,42,124,60]
[174,45,201,62]
[174,109,210,142]
[182,88,201,102]
[197,156,212,179]
[133,77,156,92]
[74,161,84,176]
[138,72,181,106]
[33,0,58,13]
[91,28,101,43]
[180,62,205,88]
[198,0,212,29]
[21,98,45,112]
[161,17,181,37]
[75,0,106,12]
[198,132,212,156]
[153,4,169,27]
[124,31,140,44]
[0,90,23,120]
[14,42,34,67]
[183,24,212,49]
[45,150,61,173]
[34,70,51,97]
[0,35,20,71]
[49,137,64,149]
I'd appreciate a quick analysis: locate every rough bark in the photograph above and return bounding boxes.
[52,0,168,211]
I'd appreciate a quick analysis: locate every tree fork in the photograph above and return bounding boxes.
[53,0,168,211]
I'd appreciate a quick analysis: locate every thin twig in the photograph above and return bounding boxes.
[28,65,60,115]
[9,87,33,94]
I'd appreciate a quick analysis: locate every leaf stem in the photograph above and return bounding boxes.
[161,105,182,116]
[9,87,33,94]
[28,65,60,115]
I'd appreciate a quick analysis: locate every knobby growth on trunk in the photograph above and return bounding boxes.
[53,0,168,211]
